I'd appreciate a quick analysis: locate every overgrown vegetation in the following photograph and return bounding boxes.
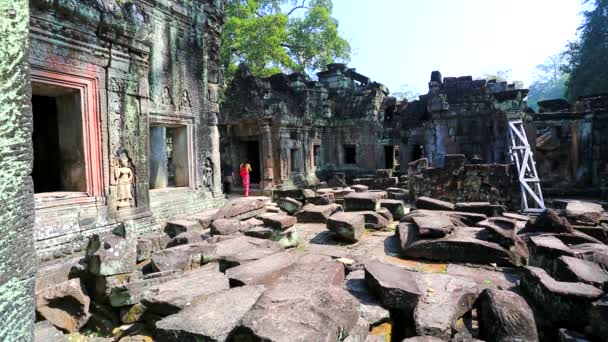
[221,0,351,82]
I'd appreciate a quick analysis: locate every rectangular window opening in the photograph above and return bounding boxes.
[344,145,357,164]
[150,125,190,189]
[313,145,320,166]
[32,83,86,194]
[290,148,299,172]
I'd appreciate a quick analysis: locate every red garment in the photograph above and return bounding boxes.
[242,174,250,197]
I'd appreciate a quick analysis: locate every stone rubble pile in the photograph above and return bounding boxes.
[32,192,608,342]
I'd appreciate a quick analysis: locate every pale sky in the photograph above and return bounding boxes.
[331,0,586,95]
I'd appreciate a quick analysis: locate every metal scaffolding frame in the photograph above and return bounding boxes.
[507,120,546,213]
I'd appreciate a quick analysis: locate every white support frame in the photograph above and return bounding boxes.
[508,120,546,213]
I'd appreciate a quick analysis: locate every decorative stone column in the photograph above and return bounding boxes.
[260,121,275,189]
[209,113,223,196]
[0,0,36,339]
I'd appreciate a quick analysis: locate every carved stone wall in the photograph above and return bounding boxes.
[29,0,225,260]
[0,0,36,338]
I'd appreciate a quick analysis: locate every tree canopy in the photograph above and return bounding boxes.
[563,0,608,100]
[221,0,351,81]
[527,54,569,111]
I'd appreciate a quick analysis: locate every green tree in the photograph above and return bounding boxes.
[563,0,608,100]
[221,0,350,81]
[527,54,569,111]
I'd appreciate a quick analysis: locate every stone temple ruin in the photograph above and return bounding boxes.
[2,1,608,342]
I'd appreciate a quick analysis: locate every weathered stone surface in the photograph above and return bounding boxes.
[523,209,574,234]
[412,215,455,238]
[189,208,220,229]
[295,203,343,223]
[345,270,391,327]
[136,234,171,262]
[35,256,85,293]
[554,256,608,288]
[380,199,406,220]
[150,243,212,272]
[208,236,284,266]
[401,337,445,342]
[164,219,203,238]
[36,279,91,333]
[566,201,604,226]
[276,197,303,215]
[225,251,297,286]
[558,329,593,342]
[399,228,517,266]
[166,231,205,247]
[243,226,274,239]
[34,321,68,342]
[528,235,577,273]
[386,187,410,201]
[308,193,336,205]
[403,209,487,226]
[574,225,608,244]
[358,211,390,230]
[454,202,504,217]
[364,260,422,310]
[260,213,297,230]
[477,289,538,342]
[156,285,265,341]
[141,263,230,316]
[213,197,268,220]
[477,217,517,236]
[520,266,603,326]
[109,270,184,307]
[210,219,249,236]
[413,272,478,340]
[120,303,146,324]
[86,234,137,276]
[229,280,359,342]
[345,191,386,211]
[376,207,394,222]
[589,296,608,341]
[327,211,366,242]
[352,184,369,192]
[415,196,455,211]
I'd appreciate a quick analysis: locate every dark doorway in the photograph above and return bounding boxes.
[411,144,424,162]
[245,141,261,183]
[344,145,357,164]
[384,145,395,169]
[32,95,62,193]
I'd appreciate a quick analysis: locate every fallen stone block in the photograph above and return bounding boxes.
[352,184,369,192]
[554,256,608,288]
[295,203,342,223]
[141,263,230,316]
[229,280,359,342]
[523,209,574,234]
[590,296,608,342]
[259,213,297,230]
[36,279,91,333]
[400,233,517,266]
[386,187,410,201]
[454,202,505,217]
[273,189,311,203]
[380,199,406,220]
[164,219,203,238]
[364,260,422,310]
[207,235,284,266]
[412,215,455,238]
[566,201,604,226]
[413,272,479,340]
[520,266,603,327]
[109,270,183,307]
[35,255,85,293]
[243,226,274,239]
[345,270,391,327]
[120,303,146,324]
[344,191,386,211]
[225,250,297,286]
[136,234,171,262]
[150,243,212,273]
[34,321,68,342]
[415,196,455,211]
[307,193,335,205]
[156,285,265,341]
[376,207,393,222]
[528,235,577,273]
[327,211,365,242]
[188,208,220,229]
[477,288,538,342]
[276,197,303,215]
[213,197,268,220]
[401,337,446,342]
[166,231,204,248]
[573,225,608,244]
[210,218,249,236]
[359,211,390,230]
[86,234,137,277]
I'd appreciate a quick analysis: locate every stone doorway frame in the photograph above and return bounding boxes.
[31,68,103,199]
